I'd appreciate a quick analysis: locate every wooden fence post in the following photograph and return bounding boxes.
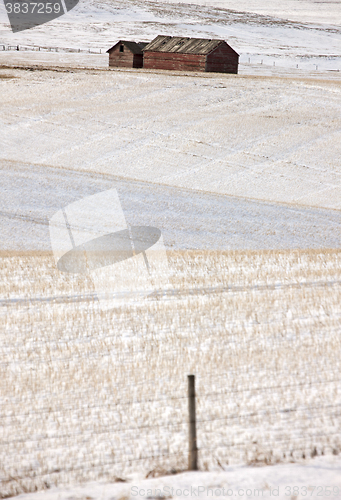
[188,374,198,471]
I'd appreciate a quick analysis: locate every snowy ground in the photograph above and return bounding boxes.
[12,457,341,500]
[1,68,341,211]
[3,161,341,252]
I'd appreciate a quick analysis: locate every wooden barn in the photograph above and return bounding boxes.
[142,35,239,74]
[107,40,148,69]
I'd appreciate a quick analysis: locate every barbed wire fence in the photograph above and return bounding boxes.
[0,43,103,54]
[1,372,340,498]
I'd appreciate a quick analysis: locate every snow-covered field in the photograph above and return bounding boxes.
[1,69,341,210]
[1,74,341,492]
[1,0,341,497]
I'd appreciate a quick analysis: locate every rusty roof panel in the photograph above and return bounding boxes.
[143,36,225,55]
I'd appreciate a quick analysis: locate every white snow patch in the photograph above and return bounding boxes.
[14,456,341,500]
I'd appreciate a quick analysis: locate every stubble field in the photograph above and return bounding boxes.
[1,248,341,496]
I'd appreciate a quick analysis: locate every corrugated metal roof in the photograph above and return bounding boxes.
[143,36,225,55]
[107,41,148,55]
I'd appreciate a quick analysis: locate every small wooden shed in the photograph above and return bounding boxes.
[143,36,239,74]
[107,40,148,69]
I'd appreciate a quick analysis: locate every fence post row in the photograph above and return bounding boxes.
[0,46,335,70]
[188,374,198,471]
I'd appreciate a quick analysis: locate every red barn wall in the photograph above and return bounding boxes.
[144,52,206,72]
[109,47,143,68]
[205,44,239,74]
